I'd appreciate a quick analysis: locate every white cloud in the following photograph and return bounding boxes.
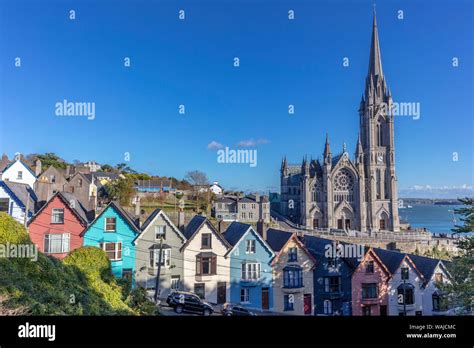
[237,138,270,147]
[207,141,224,150]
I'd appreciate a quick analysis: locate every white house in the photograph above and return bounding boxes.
[409,255,452,316]
[209,182,223,195]
[181,215,231,304]
[387,255,425,316]
[0,180,37,224]
[1,159,37,189]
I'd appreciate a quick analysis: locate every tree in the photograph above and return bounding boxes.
[104,178,135,206]
[452,197,474,235]
[437,197,474,314]
[101,164,115,173]
[115,163,136,174]
[184,170,209,186]
[30,153,68,170]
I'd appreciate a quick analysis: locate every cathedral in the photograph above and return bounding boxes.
[280,12,400,232]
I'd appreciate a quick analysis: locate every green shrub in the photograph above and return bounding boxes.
[0,212,30,244]
[127,286,158,315]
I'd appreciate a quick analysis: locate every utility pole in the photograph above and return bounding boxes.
[23,192,30,227]
[153,234,164,304]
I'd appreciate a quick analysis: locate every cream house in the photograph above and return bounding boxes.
[181,215,231,304]
[268,230,316,315]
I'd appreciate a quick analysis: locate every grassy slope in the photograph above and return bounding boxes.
[0,212,138,315]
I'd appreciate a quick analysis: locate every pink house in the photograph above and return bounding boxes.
[351,248,391,316]
[27,192,90,259]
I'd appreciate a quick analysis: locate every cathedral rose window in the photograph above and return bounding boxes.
[334,169,354,191]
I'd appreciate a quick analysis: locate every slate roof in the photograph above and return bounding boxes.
[94,171,120,180]
[183,215,207,239]
[58,192,91,224]
[140,208,162,232]
[0,180,37,215]
[223,221,251,246]
[407,254,442,281]
[372,248,407,275]
[266,228,293,252]
[215,196,236,203]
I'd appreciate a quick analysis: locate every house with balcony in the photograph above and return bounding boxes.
[134,208,187,299]
[351,247,391,316]
[181,215,231,304]
[267,229,316,315]
[223,222,275,311]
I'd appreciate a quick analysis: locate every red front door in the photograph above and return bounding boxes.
[304,294,312,315]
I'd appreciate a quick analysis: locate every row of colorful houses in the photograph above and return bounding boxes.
[7,185,451,316]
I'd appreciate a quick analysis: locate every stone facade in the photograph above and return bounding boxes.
[280,13,400,232]
[213,194,270,223]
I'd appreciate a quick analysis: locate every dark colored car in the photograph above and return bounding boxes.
[166,291,214,316]
[221,303,257,316]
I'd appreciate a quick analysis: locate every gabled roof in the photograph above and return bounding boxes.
[271,233,317,267]
[223,221,275,258]
[27,191,89,227]
[180,215,231,251]
[0,180,37,215]
[215,196,236,203]
[2,160,36,177]
[183,215,207,240]
[80,201,140,237]
[408,254,446,284]
[372,248,407,275]
[266,228,293,252]
[58,192,91,224]
[299,234,361,270]
[136,208,186,243]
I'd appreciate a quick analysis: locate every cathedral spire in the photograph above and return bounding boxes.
[368,9,383,79]
[356,134,363,158]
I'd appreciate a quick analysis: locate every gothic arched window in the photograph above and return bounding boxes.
[333,169,355,202]
[377,123,382,146]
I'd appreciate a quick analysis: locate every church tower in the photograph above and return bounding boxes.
[359,10,400,232]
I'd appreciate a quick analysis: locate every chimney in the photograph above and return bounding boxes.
[218,219,226,234]
[256,219,268,240]
[178,210,185,232]
[134,196,141,217]
[255,193,260,203]
[35,159,42,176]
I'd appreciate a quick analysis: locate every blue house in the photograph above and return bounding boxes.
[302,235,360,316]
[223,222,275,311]
[82,201,140,283]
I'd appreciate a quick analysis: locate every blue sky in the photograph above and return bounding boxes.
[1,0,472,197]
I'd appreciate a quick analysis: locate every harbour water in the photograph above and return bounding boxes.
[399,204,465,234]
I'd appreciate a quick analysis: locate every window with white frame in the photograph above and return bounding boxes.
[154,225,166,239]
[17,171,23,180]
[245,240,256,254]
[44,233,70,254]
[171,276,180,290]
[241,263,260,280]
[324,299,333,314]
[51,208,64,224]
[105,217,116,232]
[240,288,250,303]
[101,242,122,261]
[150,248,171,268]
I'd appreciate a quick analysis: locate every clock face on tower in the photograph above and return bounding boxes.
[377,155,383,163]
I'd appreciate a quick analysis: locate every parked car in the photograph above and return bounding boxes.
[166,291,214,316]
[221,303,257,316]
